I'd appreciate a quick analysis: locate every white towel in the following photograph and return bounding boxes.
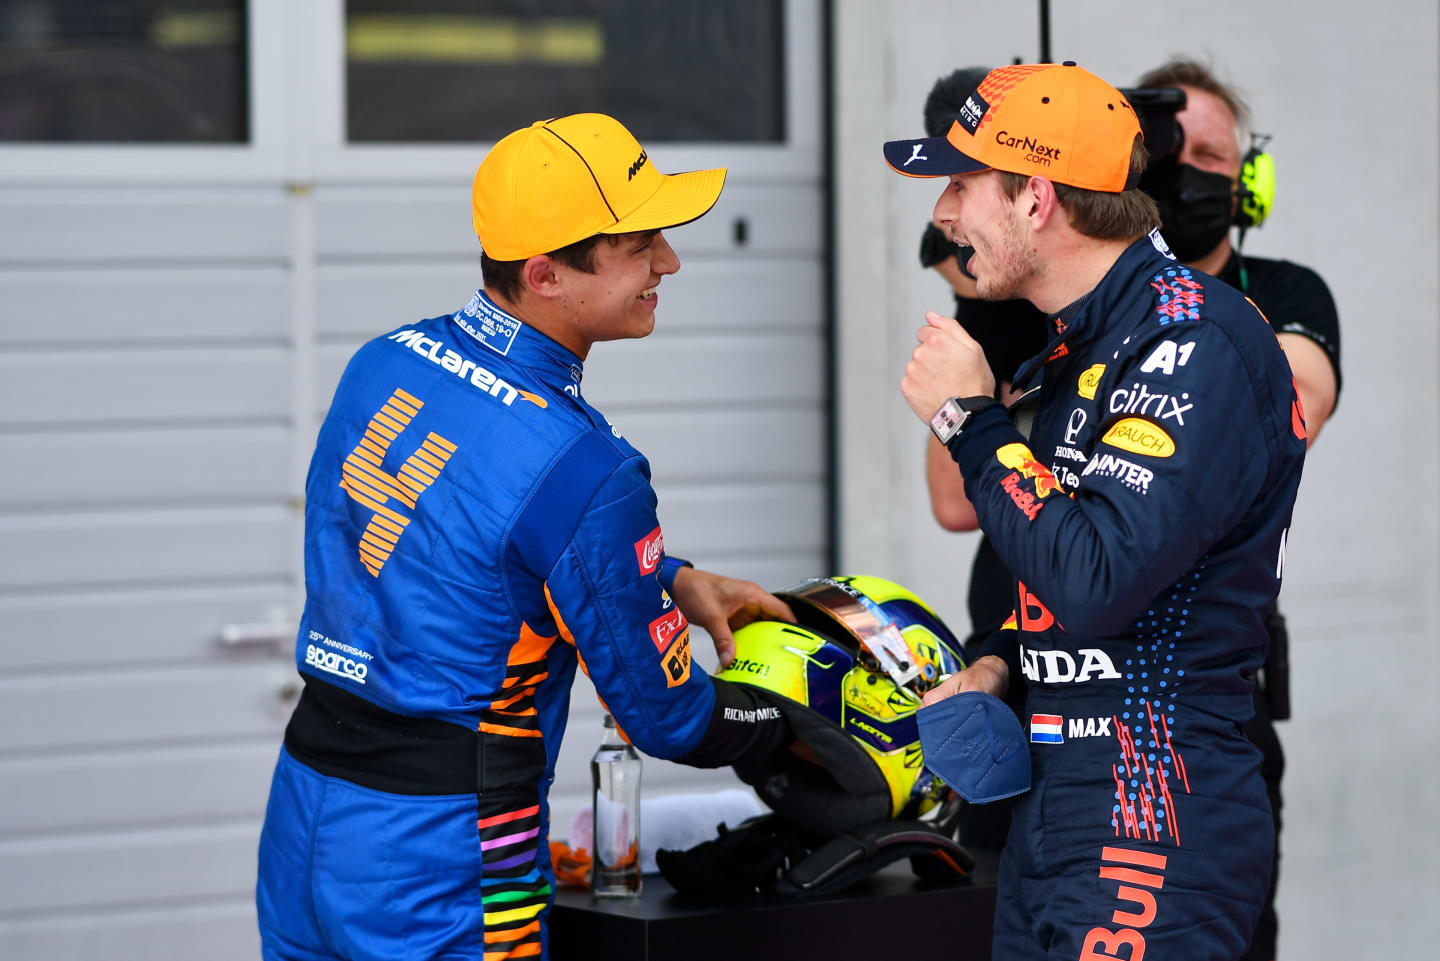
[568,788,768,874]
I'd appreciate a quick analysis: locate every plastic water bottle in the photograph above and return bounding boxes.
[590,713,642,897]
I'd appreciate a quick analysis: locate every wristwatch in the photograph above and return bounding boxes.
[930,395,997,445]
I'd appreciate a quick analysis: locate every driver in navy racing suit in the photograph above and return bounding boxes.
[888,63,1306,960]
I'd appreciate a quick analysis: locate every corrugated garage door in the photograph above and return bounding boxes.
[0,2,827,958]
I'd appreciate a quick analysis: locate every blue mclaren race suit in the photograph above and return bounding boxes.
[257,290,786,961]
[948,231,1307,961]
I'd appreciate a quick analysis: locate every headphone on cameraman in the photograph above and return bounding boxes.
[1234,132,1275,230]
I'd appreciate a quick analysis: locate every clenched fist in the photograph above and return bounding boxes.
[900,311,997,424]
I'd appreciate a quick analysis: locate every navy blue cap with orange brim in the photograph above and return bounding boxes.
[882,134,989,179]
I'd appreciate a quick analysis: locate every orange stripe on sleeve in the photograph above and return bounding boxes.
[542,584,576,648]
[483,920,541,944]
[478,722,544,738]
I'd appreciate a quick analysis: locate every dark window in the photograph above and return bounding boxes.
[346,0,785,143]
[0,0,248,143]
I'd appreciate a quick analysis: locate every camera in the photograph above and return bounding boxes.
[1119,86,1187,165]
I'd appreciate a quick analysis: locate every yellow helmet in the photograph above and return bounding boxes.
[716,575,966,835]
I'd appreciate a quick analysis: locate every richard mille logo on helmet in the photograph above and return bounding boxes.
[723,706,782,723]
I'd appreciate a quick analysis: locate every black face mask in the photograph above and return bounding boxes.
[1142,161,1235,262]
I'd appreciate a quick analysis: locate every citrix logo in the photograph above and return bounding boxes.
[1107,382,1192,425]
[305,643,368,684]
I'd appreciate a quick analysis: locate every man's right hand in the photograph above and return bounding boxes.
[923,654,1009,706]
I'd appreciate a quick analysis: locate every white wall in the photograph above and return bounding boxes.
[834,1,1439,957]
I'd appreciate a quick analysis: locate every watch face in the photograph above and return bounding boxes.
[931,399,966,442]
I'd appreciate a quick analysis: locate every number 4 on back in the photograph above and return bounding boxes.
[337,388,457,577]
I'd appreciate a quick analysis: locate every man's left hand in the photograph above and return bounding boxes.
[670,567,795,669]
[900,311,996,424]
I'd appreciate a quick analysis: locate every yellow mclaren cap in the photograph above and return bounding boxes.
[472,113,727,261]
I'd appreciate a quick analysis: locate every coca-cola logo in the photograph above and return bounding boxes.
[648,608,688,653]
[634,526,665,575]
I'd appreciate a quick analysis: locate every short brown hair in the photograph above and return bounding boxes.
[1137,59,1250,137]
[996,134,1160,241]
[481,234,610,303]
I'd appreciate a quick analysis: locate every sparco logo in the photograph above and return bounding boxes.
[995,130,1061,166]
[306,643,368,684]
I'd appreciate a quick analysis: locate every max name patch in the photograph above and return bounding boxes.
[1101,418,1175,458]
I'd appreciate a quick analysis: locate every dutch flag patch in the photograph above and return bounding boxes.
[1030,713,1063,744]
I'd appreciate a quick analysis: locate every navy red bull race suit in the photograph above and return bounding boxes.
[256,290,787,961]
[947,231,1307,960]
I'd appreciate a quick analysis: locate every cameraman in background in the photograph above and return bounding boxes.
[1137,59,1342,961]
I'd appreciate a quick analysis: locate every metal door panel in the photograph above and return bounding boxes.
[0,663,293,752]
[3,742,280,835]
[655,483,825,558]
[0,584,292,671]
[311,257,825,340]
[311,184,821,258]
[0,823,261,914]
[1,267,291,345]
[584,333,825,408]
[0,191,289,264]
[0,427,291,507]
[0,348,291,426]
[616,408,825,483]
[0,507,292,589]
[316,262,481,338]
[632,258,826,333]
[0,902,258,961]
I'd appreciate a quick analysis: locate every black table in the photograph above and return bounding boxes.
[550,850,998,961]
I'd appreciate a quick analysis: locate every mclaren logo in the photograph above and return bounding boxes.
[627,150,648,180]
[388,330,546,408]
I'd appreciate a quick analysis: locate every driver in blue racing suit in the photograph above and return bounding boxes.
[256,114,795,961]
[887,63,1306,960]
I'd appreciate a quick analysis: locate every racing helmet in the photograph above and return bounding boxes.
[716,575,966,836]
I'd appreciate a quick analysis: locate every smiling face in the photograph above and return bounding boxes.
[557,229,681,350]
[932,170,1039,302]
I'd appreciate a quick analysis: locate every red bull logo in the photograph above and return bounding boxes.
[1079,846,1169,961]
[996,443,1065,520]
